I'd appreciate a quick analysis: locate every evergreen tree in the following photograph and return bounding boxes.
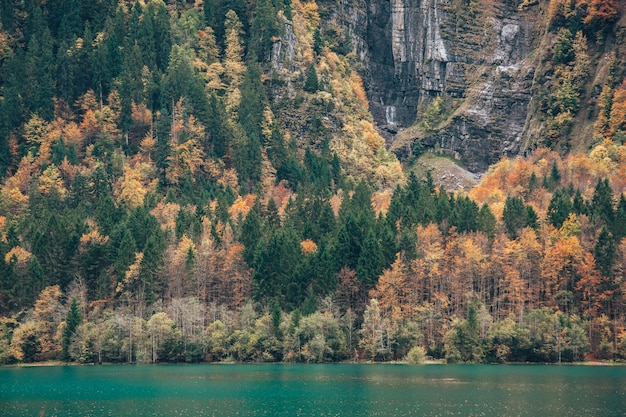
[334,213,363,271]
[249,0,279,60]
[253,227,302,307]
[397,227,417,262]
[525,205,539,231]
[23,29,55,121]
[140,0,171,72]
[62,298,82,361]
[594,227,616,278]
[572,189,587,216]
[139,231,167,303]
[241,208,263,265]
[356,230,384,289]
[477,203,497,238]
[114,229,137,281]
[613,194,626,241]
[591,178,614,226]
[312,240,338,296]
[503,196,528,239]
[313,28,324,55]
[304,63,319,93]
[204,0,217,29]
[452,196,479,233]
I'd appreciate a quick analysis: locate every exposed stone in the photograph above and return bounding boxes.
[356,0,537,173]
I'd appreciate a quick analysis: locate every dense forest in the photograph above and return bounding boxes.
[1,0,626,364]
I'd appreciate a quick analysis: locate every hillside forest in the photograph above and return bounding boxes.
[1,0,626,364]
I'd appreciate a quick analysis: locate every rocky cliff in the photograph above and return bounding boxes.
[332,0,625,173]
[268,0,624,176]
[352,0,537,171]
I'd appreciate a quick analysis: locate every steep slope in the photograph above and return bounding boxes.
[326,0,625,173]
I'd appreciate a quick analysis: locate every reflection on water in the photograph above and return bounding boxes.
[1,364,625,417]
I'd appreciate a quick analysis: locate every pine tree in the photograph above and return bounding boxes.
[249,0,278,60]
[548,189,574,228]
[313,28,324,55]
[502,196,526,239]
[594,227,615,278]
[613,194,626,241]
[477,204,497,238]
[23,29,55,121]
[335,214,363,270]
[356,230,384,289]
[240,208,263,265]
[304,63,319,93]
[591,178,614,226]
[62,298,82,361]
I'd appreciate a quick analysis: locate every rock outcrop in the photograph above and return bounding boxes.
[356,0,538,172]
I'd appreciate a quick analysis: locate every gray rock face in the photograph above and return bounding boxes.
[357,0,536,172]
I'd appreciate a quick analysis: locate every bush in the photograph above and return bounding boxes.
[406,346,427,364]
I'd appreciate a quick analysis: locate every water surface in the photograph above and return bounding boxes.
[1,364,624,416]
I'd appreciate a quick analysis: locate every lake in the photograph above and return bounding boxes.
[1,364,624,416]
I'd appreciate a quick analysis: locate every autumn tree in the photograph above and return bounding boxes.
[541,235,583,313]
[370,255,408,327]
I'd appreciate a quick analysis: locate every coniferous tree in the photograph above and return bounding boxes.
[62,298,82,361]
[114,229,137,281]
[594,227,616,278]
[313,28,324,55]
[240,208,263,265]
[548,189,573,228]
[356,230,384,289]
[304,63,319,93]
[253,227,302,307]
[335,213,363,271]
[249,0,278,60]
[23,29,55,121]
[477,203,496,238]
[591,178,614,226]
[502,196,536,239]
[613,194,626,241]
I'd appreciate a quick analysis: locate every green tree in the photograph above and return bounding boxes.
[356,230,384,289]
[477,203,497,238]
[547,189,574,228]
[591,178,614,226]
[62,298,82,361]
[240,208,263,265]
[553,28,574,65]
[502,196,527,239]
[304,63,319,93]
[23,29,55,121]
[594,227,615,278]
[334,214,363,271]
[114,229,137,282]
[612,194,626,241]
[253,227,302,307]
[444,304,485,363]
[249,0,279,60]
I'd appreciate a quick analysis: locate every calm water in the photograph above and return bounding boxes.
[1,364,625,416]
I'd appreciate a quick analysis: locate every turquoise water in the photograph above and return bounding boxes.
[1,364,625,416]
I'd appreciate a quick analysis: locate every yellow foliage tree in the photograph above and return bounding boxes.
[4,246,32,266]
[370,255,409,326]
[301,239,318,254]
[38,166,67,198]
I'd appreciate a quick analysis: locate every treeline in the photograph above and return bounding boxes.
[3,160,626,363]
[0,286,590,364]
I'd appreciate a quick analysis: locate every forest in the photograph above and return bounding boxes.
[1,0,626,364]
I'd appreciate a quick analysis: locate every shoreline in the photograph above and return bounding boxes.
[4,359,623,368]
